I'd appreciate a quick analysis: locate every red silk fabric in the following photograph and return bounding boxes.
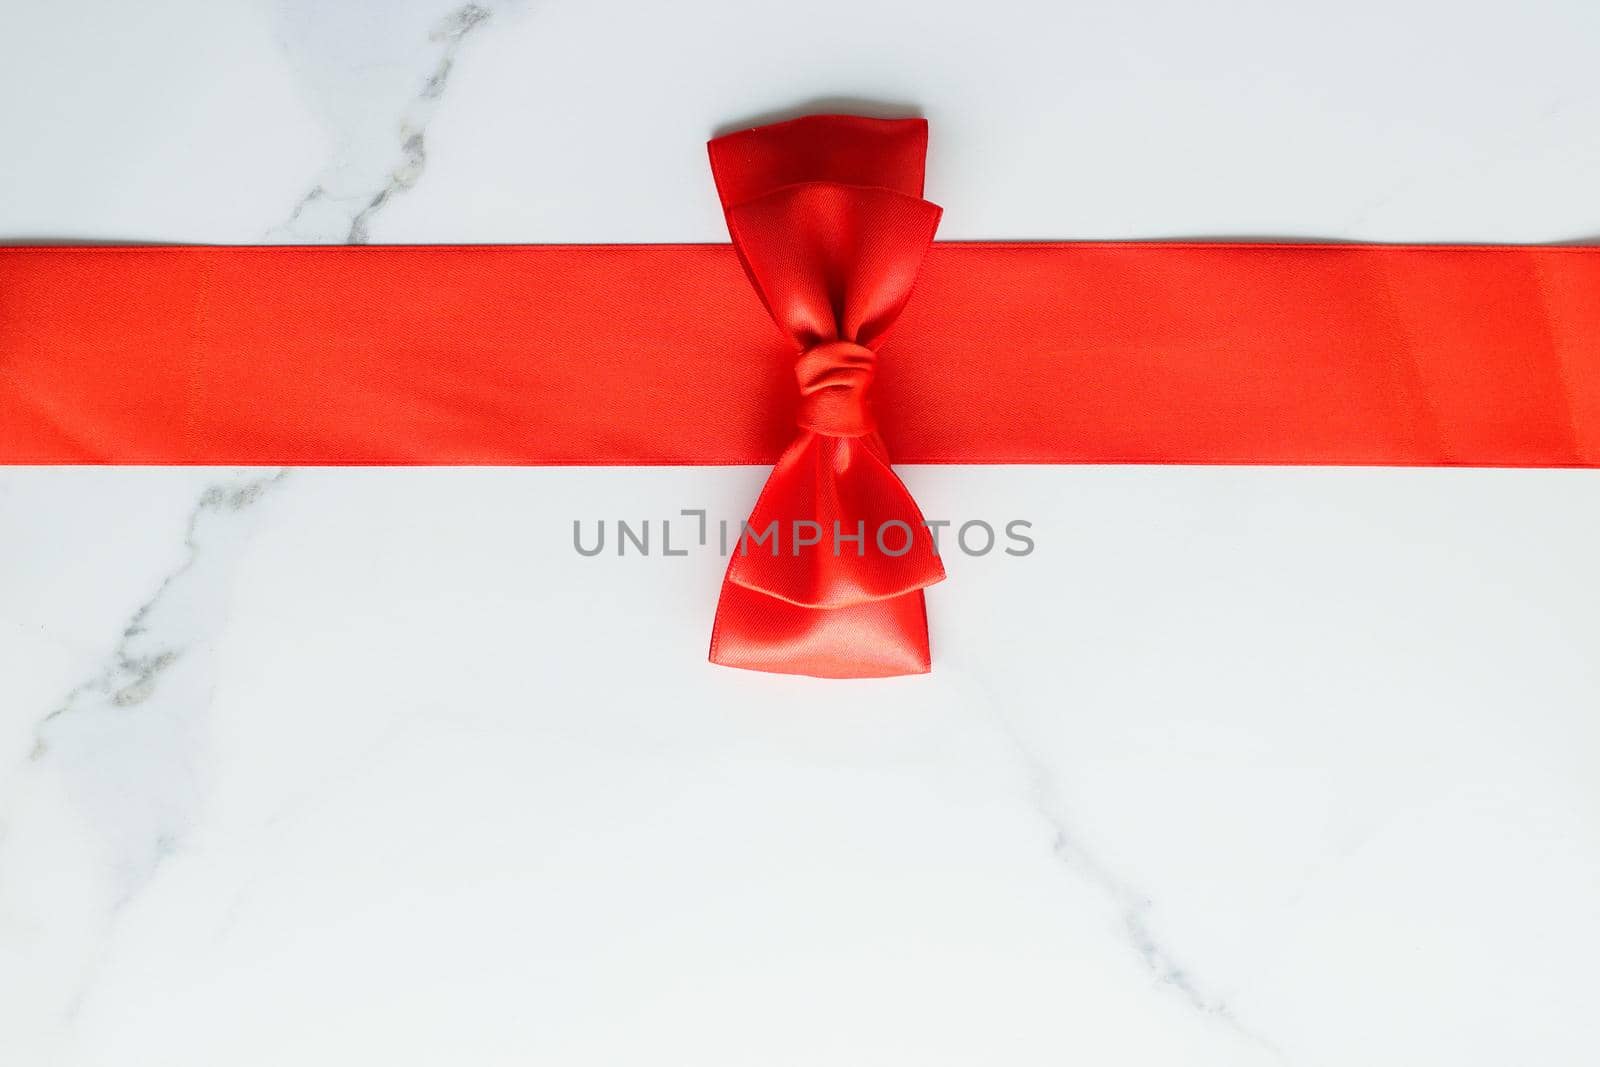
[4,242,1597,468]
[707,117,946,677]
[3,116,1599,678]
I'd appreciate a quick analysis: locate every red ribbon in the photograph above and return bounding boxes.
[707,116,946,677]
[3,115,1598,680]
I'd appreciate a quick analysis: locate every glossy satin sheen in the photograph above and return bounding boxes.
[4,243,1597,467]
[706,116,947,678]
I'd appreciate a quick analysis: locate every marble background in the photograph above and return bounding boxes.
[2,1,1599,1064]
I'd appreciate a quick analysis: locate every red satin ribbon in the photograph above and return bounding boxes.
[707,117,946,677]
[3,116,1599,678]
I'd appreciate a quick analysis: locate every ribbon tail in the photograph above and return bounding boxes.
[725,432,944,605]
[709,432,943,679]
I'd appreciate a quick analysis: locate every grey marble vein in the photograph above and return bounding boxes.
[4,471,285,1035]
[274,3,497,243]
[28,471,286,888]
[975,694,1292,1063]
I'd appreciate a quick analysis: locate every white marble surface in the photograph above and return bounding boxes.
[3,2,1599,1064]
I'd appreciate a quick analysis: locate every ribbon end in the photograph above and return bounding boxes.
[709,582,932,679]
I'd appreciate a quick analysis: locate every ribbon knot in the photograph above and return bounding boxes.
[705,114,947,678]
[796,340,876,437]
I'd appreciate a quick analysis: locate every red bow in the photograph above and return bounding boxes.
[706,115,947,678]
